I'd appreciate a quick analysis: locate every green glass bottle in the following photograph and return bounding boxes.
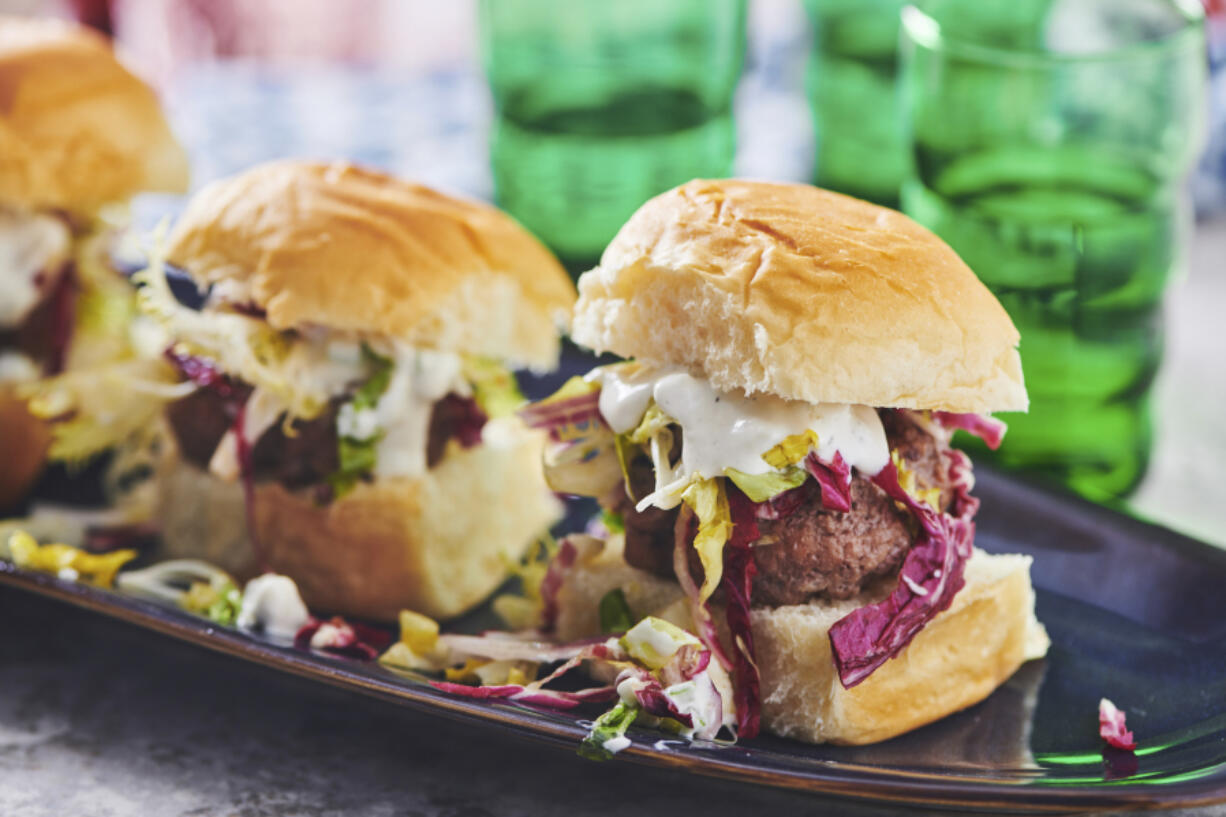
[804,0,908,208]
[900,0,1205,500]
[479,0,747,269]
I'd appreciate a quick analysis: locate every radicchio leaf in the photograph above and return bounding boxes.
[538,536,578,634]
[657,643,712,688]
[614,666,694,729]
[518,388,606,442]
[1099,698,1138,751]
[803,451,852,512]
[228,302,267,319]
[827,458,975,688]
[164,348,248,401]
[943,448,980,518]
[722,488,761,738]
[432,393,488,450]
[429,681,616,709]
[430,646,619,710]
[933,412,1007,450]
[82,522,159,554]
[750,479,812,520]
[438,631,603,664]
[295,615,394,661]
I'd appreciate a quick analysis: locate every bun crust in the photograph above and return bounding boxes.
[0,16,188,212]
[572,179,1026,413]
[0,386,48,508]
[553,537,1048,745]
[155,419,561,621]
[165,160,576,369]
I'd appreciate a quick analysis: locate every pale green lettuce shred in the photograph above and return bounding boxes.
[135,248,324,422]
[626,403,673,445]
[724,428,817,502]
[680,478,731,603]
[621,617,701,669]
[22,217,192,463]
[23,356,191,463]
[579,701,640,761]
[723,465,808,503]
[462,356,524,418]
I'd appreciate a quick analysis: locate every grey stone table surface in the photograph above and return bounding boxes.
[0,223,1223,817]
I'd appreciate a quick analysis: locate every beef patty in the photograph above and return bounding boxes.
[615,409,953,607]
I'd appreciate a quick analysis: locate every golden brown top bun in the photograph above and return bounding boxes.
[0,15,188,213]
[166,160,577,369]
[572,179,1027,413]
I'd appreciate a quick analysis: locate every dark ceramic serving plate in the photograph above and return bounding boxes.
[3,467,1225,812]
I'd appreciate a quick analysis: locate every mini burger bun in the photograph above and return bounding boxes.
[553,535,1049,745]
[0,386,49,508]
[156,418,561,621]
[165,160,577,370]
[0,15,188,213]
[572,179,1027,414]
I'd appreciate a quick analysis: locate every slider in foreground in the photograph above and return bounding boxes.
[142,160,576,621]
[0,15,188,506]
[523,179,1049,745]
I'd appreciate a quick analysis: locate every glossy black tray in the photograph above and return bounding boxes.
[3,465,1225,812]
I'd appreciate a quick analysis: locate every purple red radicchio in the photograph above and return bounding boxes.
[722,489,762,738]
[295,615,394,661]
[518,390,605,442]
[1099,698,1138,751]
[804,451,853,512]
[933,412,1006,450]
[826,456,976,688]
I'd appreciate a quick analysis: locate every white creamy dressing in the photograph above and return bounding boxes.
[0,351,39,384]
[591,365,890,497]
[601,735,632,754]
[371,347,468,478]
[0,209,70,328]
[613,664,733,743]
[236,573,310,639]
[662,677,724,736]
[308,621,346,650]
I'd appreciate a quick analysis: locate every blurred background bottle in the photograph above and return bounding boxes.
[1193,0,1226,212]
[803,0,907,208]
[900,0,1206,501]
[479,0,747,270]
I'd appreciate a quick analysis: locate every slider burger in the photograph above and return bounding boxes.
[0,16,187,506]
[140,160,576,621]
[523,179,1049,745]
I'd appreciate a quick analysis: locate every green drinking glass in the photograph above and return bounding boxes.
[804,0,908,208]
[899,0,1206,502]
[479,0,747,269]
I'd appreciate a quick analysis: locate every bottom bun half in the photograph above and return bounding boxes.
[554,536,1049,746]
[156,417,561,621]
[0,386,50,509]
